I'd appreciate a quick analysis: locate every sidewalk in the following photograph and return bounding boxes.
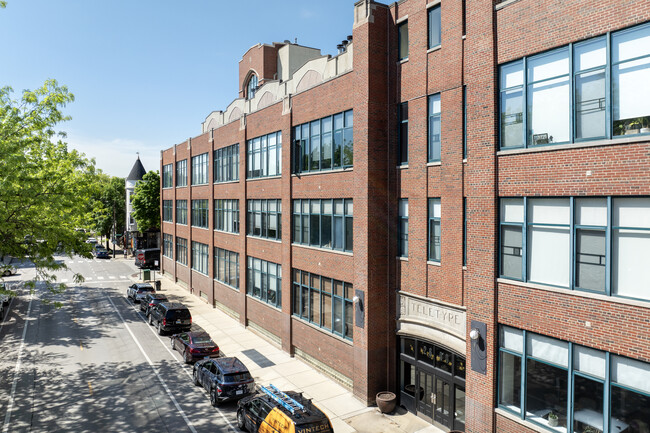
[135,271,443,433]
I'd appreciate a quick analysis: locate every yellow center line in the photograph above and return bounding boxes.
[88,381,93,396]
[79,342,83,351]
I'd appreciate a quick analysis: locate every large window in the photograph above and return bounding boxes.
[215,247,239,289]
[428,94,441,162]
[163,234,173,259]
[428,198,441,262]
[398,102,409,165]
[247,199,281,241]
[162,164,173,188]
[499,197,650,301]
[246,73,258,100]
[214,199,239,234]
[214,143,239,183]
[499,326,650,433]
[292,199,353,252]
[398,21,409,60]
[191,153,209,185]
[247,257,281,309]
[191,241,209,275]
[162,200,173,222]
[191,199,209,229]
[398,199,409,257]
[293,110,353,173]
[246,131,282,179]
[428,5,441,49]
[499,22,650,149]
[292,269,353,340]
[176,200,187,225]
[176,160,187,187]
[176,237,188,266]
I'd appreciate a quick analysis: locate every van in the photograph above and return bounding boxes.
[237,385,333,433]
[134,248,160,269]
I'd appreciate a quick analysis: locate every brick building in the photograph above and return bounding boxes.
[160,1,650,432]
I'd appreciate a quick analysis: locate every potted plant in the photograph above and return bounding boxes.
[548,412,559,427]
[625,118,642,135]
[376,391,397,414]
[583,426,599,433]
[641,117,650,134]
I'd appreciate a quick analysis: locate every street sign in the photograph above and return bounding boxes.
[137,253,144,261]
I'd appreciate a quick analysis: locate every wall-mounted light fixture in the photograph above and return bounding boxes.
[470,320,487,375]
[469,328,481,341]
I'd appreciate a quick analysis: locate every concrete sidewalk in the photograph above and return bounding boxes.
[135,271,443,433]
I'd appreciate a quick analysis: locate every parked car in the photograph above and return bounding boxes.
[193,357,254,406]
[171,331,220,363]
[92,245,110,259]
[134,248,160,269]
[148,302,191,335]
[1,265,17,276]
[237,385,333,433]
[85,237,97,244]
[126,283,155,303]
[139,293,168,315]
[0,284,14,319]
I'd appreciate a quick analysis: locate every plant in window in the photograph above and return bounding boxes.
[626,118,642,133]
[547,412,558,427]
[582,426,599,433]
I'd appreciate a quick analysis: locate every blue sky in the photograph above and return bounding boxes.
[0,1,356,177]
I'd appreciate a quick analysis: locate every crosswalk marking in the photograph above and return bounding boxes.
[109,276,115,279]
[86,277,93,281]
[97,277,104,280]
[61,279,68,283]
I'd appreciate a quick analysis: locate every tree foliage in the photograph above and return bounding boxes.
[131,171,160,232]
[91,174,126,237]
[0,80,95,303]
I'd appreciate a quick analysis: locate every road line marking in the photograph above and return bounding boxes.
[77,261,84,263]
[80,342,83,351]
[61,279,69,283]
[97,277,104,280]
[86,278,93,281]
[124,296,238,432]
[88,381,93,396]
[105,295,200,433]
[109,276,115,279]
[2,293,33,433]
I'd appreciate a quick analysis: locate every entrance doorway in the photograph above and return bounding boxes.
[399,337,466,431]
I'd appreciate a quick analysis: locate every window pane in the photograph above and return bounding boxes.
[322,293,332,328]
[572,375,604,433]
[332,297,342,334]
[612,355,650,394]
[528,226,570,287]
[611,385,650,433]
[528,76,570,145]
[612,22,650,63]
[501,226,522,279]
[310,289,320,324]
[501,198,524,223]
[575,198,607,226]
[428,5,441,48]
[499,352,521,412]
[322,213,332,249]
[527,333,569,367]
[345,217,353,251]
[574,37,606,72]
[573,346,606,379]
[575,69,606,139]
[501,61,524,89]
[613,229,650,299]
[529,198,570,225]
[612,57,650,136]
[528,49,570,82]
[345,300,353,339]
[501,89,524,148]
[399,22,409,59]
[322,132,332,169]
[576,229,606,292]
[500,326,523,353]
[525,359,568,429]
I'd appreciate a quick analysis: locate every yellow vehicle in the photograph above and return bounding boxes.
[236,385,333,433]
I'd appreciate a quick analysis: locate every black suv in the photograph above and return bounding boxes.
[139,293,168,315]
[193,357,254,406]
[148,302,191,335]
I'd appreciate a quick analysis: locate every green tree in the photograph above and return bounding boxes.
[131,171,160,231]
[0,80,95,303]
[92,174,126,238]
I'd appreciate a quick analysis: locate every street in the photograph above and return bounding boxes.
[0,256,238,433]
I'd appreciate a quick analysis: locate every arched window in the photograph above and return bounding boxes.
[246,73,258,100]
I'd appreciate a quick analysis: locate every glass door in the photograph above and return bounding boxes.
[433,376,452,426]
[417,370,434,421]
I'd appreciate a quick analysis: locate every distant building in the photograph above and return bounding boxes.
[125,156,146,234]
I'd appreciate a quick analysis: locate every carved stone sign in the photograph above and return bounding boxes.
[398,292,466,340]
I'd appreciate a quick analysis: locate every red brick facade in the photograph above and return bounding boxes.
[160,1,650,431]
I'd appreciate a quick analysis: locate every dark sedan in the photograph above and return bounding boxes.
[171,331,220,363]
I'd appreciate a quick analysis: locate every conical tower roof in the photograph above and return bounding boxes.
[126,156,146,181]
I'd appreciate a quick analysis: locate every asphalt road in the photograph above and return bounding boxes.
[0,255,240,433]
